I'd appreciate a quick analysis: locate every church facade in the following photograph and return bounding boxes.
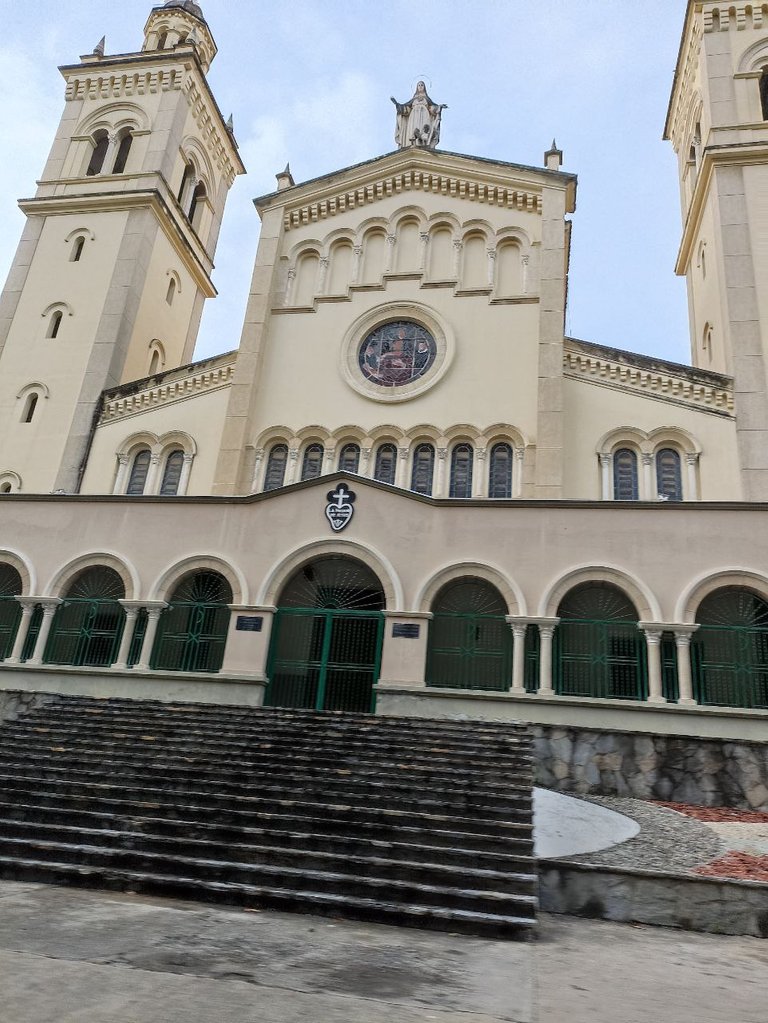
[0,1,766,740]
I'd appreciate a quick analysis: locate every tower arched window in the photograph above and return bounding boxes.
[178,162,193,204]
[449,444,474,498]
[613,448,639,501]
[166,277,177,305]
[148,349,162,376]
[47,310,63,339]
[70,237,85,263]
[188,182,206,229]
[488,442,513,498]
[338,443,360,474]
[656,448,683,501]
[301,443,324,481]
[374,444,397,485]
[157,31,168,49]
[159,449,185,496]
[264,443,288,491]
[126,449,151,495]
[86,130,110,176]
[21,393,38,424]
[112,131,133,174]
[760,67,768,120]
[411,443,435,495]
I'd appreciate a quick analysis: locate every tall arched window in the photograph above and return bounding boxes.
[760,68,768,120]
[126,449,151,495]
[449,443,473,498]
[178,162,193,204]
[301,443,324,481]
[160,449,185,496]
[47,310,63,339]
[70,237,85,263]
[112,131,133,174]
[166,277,177,305]
[374,444,397,485]
[86,130,109,176]
[188,182,206,229]
[488,442,513,498]
[411,443,435,495]
[613,448,638,500]
[338,443,360,473]
[264,443,288,491]
[148,348,162,376]
[157,31,168,49]
[656,448,683,501]
[694,587,768,708]
[21,393,38,424]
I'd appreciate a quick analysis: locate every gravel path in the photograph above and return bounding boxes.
[554,795,725,874]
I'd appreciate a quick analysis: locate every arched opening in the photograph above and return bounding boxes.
[327,241,353,294]
[264,443,288,491]
[70,237,86,263]
[496,242,522,296]
[159,449,185,496]
[760,67,768,120]
[0,483,12,495]
[613,448,638,500]
[338,443,361,473]
[656,448,683,501]
[301,443,324,481]
[47,310,63,339]
[555,582,645,700]
[411,443,435,495]
[126,449,151,495]
[188,182,206,230]
[45,566,126,668]
[112,131,133,174]
[693,587,768,708]
[449,443,473,498]
[21,393,39,424]
[0,564,23,661]
[152,570,233,673]
[395,219,420,272]
[266,555,386,712]
[86,130,109,176]
[428,227,453,280]
[361,230,385,283]
[374,443,397,485]
[157,30,168,49]
[148,347,163,376]
[166,277,177,305]
[178,162,194,205]
[426,576,513,691]
[294,251,320,306]
[461,234,487,289]
[488,442,513,498]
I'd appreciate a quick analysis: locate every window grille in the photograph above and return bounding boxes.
[151,571,233,674]
[126,450,151,495]
[411,443,435,495]
[264,444,288,490]
[656,448,683,501]
[45,566,126,668]
[613,448,638,500]
[301,443,324,481]
[160,449,184,496]
[488,442,513,498]
[449,443,473,498]
[374,444,397,485]
[338,443,360,473]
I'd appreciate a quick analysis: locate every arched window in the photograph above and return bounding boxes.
[178,162,193,204]
[45,566,126,668]
[613,448,638,500]
[338,443,360,473]
[0,484,11,495]
[86,130,109,176]
[47,310,63,339]
[488,442,513,498]
[160,449,185,496]
[449,443,473,498]
[112,131,133,174]
[760,68,768,120]
[126,449,151,495]
[70,237,85,263]
[694,587,768,708]
[157,30,168,49]
[148,348,162,376]
[151,570,233,673]
[301,443,324,481]
[411,443,435,495]
[374,443,397,485]
[656,448,683,501]
[166,277,177,305]
[21,393,38,424]
[188,182,206,229]
[264,443,288,491]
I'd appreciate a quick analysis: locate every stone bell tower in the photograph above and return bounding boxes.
[665,1,768,501]
[0,1,244,495]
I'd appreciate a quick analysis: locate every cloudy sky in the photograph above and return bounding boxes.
[0,0,691,364]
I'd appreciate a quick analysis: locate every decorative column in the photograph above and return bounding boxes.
[144,452,161,495]
[435,447,448,497]
[285,266,297,305]
[686,452,699,501]
[113,453,131,495]
[25,598,62,666]
[600,452,611,500]
[452,238,463,278]
[639,624,666,704]
[285,447,300,486]
[384,233,396,273]
[506,618,528,694]
[673,625,699,705]
[521,254,530,294]
[323,446,336,474]
[178,453,194,495]
[396,448,410,489]
[642,452,654,500]
[318,255,329,294]
[5,598,38,665]
[473,448,487,497]
[486,247,497,287]
[419,231,429,272]
[113,602,143,670]
[360,447,372,478]
[533,618,559,696]
[351,244,363,285]
[514,448,525,498]
[134,602,168,672]
[250,449,264,493]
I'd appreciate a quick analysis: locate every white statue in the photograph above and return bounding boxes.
[391,82,447,149]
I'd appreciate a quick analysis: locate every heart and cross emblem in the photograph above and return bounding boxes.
[325,483,356,532]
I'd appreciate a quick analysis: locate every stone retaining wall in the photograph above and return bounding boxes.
[533,725,768,811]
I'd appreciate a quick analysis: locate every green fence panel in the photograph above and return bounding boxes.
[44,599,125,668]
[151,602,230,673]
[554,619,647,701]
[426,613,512,691]
[692,626,768,709]
[0,596,22,661]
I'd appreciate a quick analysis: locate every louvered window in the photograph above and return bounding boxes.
[488,443,513,498]
[449,444,473,498]
[160,450,184,496]
[656,448,683,501]
[264,444,288,491]
[374,444,397,485]
[411,444,435,495]
[126,450,151,495]
[301,444,324,481]
[613,448,638,501]
[338,443,360,473]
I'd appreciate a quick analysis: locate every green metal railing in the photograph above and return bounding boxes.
[554,619,647,701]
[426,613,512,691]
[266,608,384,713]
[524,626,540,693]
[44,599,125,668]
[151,602,230,673]
[692,626,768,709]
[661,631,679,703]
[21,604,43,662]
[0,596,22,660]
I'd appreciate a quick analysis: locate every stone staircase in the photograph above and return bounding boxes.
[0,695,537,938]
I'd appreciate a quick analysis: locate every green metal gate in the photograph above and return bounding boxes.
[0,563,22,661]
[44,566,126,668]
[693,587,768,708]
[151,571,232,673]
[265,555,386,712]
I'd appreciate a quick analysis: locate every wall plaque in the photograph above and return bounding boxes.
[392,623,420,638]
[325,482,356,532]
[236,616,263,632]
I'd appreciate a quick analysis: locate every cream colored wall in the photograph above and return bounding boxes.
[562,376,741,500]
[685,196,730,373]
[743,163,768,361]
[80,385,231,496]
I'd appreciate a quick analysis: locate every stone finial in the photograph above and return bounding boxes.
[93,36,105,58]
[545,139,563,171]
[276,163,294,191]
[225,114,234,133]
[391,82,447,149]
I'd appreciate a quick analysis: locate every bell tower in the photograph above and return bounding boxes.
[666,1,768,500]
[0,1,244,494]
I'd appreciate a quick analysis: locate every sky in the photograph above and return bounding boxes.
[0,0,692,365]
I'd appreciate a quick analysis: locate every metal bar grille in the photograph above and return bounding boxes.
[692,626,768,709]
[0,597,22,661]
[44,599,125,668]
[151,603,230,673]
[554,619,647,700]
[426,613,512,691]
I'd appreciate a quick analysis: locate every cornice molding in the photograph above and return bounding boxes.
[100,355,236,424]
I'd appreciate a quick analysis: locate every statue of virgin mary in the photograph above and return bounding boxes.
[391,82,447,149]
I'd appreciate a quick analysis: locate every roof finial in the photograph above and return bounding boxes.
[93,36,105,58]
[544,138,563,171]
[225,114,234,132]
[276,163,294,191]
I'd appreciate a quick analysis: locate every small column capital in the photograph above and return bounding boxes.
[118,600,145,614]
[599,451,611,467]
[641,452,654,466]
[686,452,700,466]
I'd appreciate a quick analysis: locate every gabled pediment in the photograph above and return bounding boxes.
[255,148,577,231]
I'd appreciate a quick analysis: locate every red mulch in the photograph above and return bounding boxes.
[693,852,768,883]
[654,801,768,824]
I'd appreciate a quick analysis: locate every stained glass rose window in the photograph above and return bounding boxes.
[358,321,437,388]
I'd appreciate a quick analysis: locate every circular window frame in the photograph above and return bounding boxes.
[341,302,454,403]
